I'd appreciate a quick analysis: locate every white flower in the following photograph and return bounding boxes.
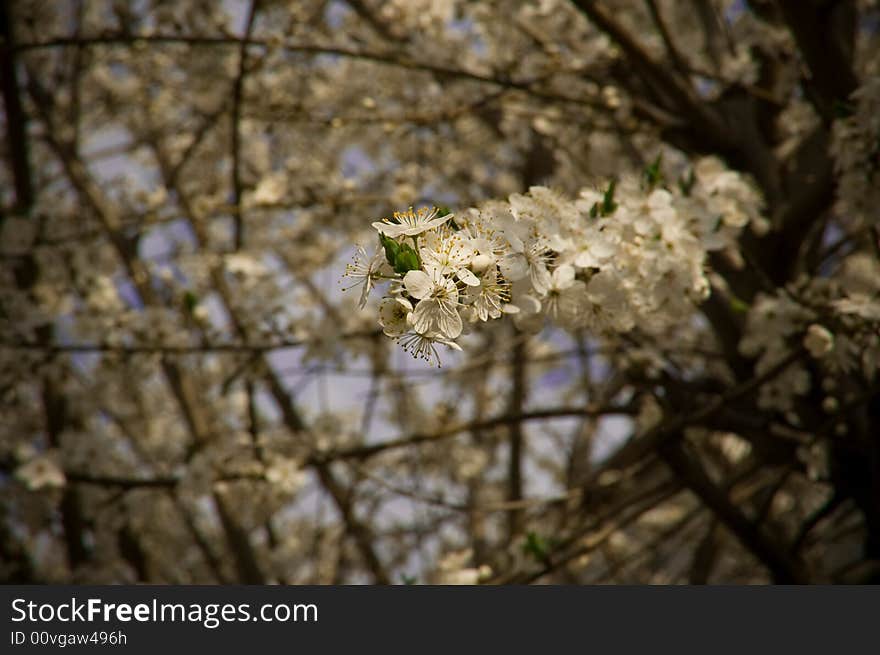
[372,206,451,237]
[399,330,462,367]
[225,253,268,277]
[499,232,552,295]
[543,264,586,326]
[435,548,492,584]
[378,296,413,337]
[459,211,509,270]
[464,268,510,321]
[15,454,66,491]
[509,278,542,315]
[832,296,880,321]
[804,324,834,358]
[573,227,615,269]
[584,271,633,332]
[343,245,385,309]
[265,457,306,495]
[404,267,463,338]
[249,172,286,206]
[419,230,480,287]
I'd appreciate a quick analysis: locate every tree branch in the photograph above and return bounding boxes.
[0,2,33,213]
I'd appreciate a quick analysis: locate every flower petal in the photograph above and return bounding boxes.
[411,300,435,333]
[457,268,481,287]
[530,264,552,295]
[553,264,575,288]
[499,254,528,281]
[404,270,433,299]
[438,307,463,339]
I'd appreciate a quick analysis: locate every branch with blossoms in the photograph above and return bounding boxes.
[344,157,766,365]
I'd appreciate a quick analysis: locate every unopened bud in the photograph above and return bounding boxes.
[804,324,834,358]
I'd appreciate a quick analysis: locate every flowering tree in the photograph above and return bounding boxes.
[2,0,879,584]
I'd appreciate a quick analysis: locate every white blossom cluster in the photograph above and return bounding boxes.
[831,77,880,226]
[740,253,880,412]
[345,157,764,364]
